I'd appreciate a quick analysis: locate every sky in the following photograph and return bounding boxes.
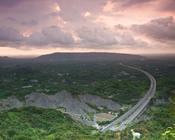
[0,0,175,57]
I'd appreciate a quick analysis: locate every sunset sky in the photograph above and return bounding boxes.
[0,0,175,57]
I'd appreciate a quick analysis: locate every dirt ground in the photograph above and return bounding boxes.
[66,113,81,120]
[96,113,116,122]
[63,112,116,122]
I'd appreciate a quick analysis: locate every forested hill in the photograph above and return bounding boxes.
[35,52,146,61]
[0,57,33,65]
[0,56,15,61]
[0,53,146,63]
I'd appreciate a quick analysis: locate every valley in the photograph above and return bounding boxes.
[0,53,175,139]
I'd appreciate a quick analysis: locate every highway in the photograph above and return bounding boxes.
[100,63,156,132]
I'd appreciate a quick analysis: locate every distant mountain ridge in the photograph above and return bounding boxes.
[0,52,146,64]
[0,56,14,60]
[35,52,146,61]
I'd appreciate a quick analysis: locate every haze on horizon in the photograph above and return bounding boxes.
[0,0,175,57]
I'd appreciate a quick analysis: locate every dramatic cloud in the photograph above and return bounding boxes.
[119,33,136,45]
[42,26,74,44]
[76,26,118,45]
[115,24,127,30]
[118,33,148,49]
[0,0,24,7]
[0,25,74,48]
[131,16,175,42]
[0,26,24,42]
[0,0,175,55]
[122,0,155,7]
[158,0,175,13]
[21,20,38,26]
[26,32,47,46]
[55,0,108,22]
[27,26,74,46]
[0,26,26,48]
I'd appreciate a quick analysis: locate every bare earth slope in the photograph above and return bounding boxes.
[0,90,121,119]
[0,96,23,111]
[25,90,96,119]
[79,94,121,110]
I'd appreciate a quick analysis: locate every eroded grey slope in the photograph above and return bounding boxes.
[0,96,23,111]
[25,90,95,119]
[79,94,121,110]
[0,90,121,120]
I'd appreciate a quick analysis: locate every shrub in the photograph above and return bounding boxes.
[7,129,16,137]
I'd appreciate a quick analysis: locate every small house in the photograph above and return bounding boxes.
[108,111,114,115]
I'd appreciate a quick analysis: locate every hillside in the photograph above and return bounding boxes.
[0,56,33,65]
[0,100,174,140]
[35,52,146,61]
[0,90,121,119]
[0,106,102,140]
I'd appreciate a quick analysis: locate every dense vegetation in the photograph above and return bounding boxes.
[0,60,150,105]
[1,58,175,104]
[124,58,175,99]
[0,56,175,139]
[103,103,175,140]
[0,106,102,140]
[0,104,174,139]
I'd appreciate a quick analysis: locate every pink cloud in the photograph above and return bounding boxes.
[27,26,74,46]
[0,0,175,55]
[0,26,25,42]
[76,26,118,46]
[103,1,114,12]
[157,0,175,13]
[122,0,155,7]
[0,0,24,7]
[131,16,175,42]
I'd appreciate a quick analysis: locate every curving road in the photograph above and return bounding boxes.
[100,63,156,132]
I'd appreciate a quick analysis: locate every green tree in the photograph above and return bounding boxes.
[162,91,175,140]
[13,135,31,140]
[7,129,16,137]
